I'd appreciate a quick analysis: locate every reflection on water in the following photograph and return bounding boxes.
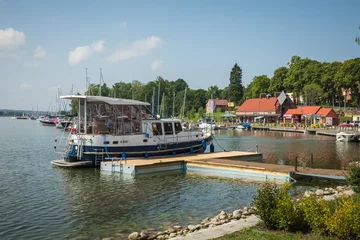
[55,168,258,239]
[0,118,357,239]
[212,129,360,169]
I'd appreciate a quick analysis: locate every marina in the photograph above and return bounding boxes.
[0,117,358,239]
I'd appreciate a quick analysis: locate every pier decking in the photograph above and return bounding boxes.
[101,151,346,182]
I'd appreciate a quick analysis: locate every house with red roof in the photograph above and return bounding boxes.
[316,108,338,126]
[236,91,296,123]
[283,106,338,126]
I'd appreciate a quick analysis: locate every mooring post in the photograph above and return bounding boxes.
[311,154,313,168]
[256,144,258,153]
[295,156,298,172]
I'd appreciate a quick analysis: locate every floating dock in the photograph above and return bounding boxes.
[100,151,346,182]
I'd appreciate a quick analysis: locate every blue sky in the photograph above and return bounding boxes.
[0,0,359,111]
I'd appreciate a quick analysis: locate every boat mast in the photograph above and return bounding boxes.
[99,68,104,96]
[157,81,160,116]
[172,91,175,118]
[152,87,155,115]
[85,68,88,96]
[181,87,187,119]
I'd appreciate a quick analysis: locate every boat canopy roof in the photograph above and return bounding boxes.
[60,95,150,106]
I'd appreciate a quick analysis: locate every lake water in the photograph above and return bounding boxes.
[0,118,355,239]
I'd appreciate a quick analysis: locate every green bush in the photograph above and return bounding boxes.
[346,165,360,193]
[297,195,333,235]
[252,181,308,232]
[327,195,360,239]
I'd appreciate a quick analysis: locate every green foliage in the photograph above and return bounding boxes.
[297,195,333,235]
[248,75,271,98]
[303,84,323,106]
[346,165,360,193]
[327,195,360,239]
[269,67,288,93]
[310,123,323,129]
[252,181,307,232]
[228,63,244,105]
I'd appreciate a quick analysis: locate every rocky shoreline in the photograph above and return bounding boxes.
[101,185,355,240]
[302,185,355,201]
[126,206,257,240]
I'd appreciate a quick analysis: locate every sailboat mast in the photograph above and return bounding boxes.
[182,87,187,119]
[99,68,102,96]
[172,91,175,118]
[157,81,160,116]
[151,87,155,116]
[85,68,88,96]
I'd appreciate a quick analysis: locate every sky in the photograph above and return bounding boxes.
[0,0,359,111]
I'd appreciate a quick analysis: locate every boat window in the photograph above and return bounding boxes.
[174,122,182,134]
[152,123,162,135]
[163,122,173,135]
[113,141,118,144]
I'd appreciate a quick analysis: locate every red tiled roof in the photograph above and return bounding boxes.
[236,97,278,112]
[316,108,333,117]
[284,106,321,116]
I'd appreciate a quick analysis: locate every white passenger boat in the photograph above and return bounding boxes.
[336,132,359,142]
[52,95,212,167]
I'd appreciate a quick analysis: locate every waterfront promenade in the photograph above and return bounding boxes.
[250,125,359,137]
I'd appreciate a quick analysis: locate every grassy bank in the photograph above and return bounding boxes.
[214,225,336,240]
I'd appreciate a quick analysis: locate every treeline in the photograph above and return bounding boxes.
[72,56,360,118]
[73,64,244,119]
[243,56,360,108]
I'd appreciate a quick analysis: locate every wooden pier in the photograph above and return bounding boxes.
[101,151,346,182]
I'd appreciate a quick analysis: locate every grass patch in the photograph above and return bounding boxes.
[212,226,336,240]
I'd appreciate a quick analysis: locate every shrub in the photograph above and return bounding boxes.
[346,165,360,193]
[252,181,308,232]
[297,195,333,235]
[327,195,360,239]
[252,181,280,230]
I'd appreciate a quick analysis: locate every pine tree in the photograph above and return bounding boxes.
[228,63,244,104]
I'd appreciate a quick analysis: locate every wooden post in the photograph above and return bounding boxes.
[295,156,298,172]
[311,154,313,168]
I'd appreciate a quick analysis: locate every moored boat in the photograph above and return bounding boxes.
[53,95,212,167]
[336,132,359,142]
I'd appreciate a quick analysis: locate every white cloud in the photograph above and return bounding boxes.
[24,61,40,68]
[20,83,33,89]
[119,21,127,29]
[68,40,105,65]
[33,46,46,59]
[107,36,164,63]
[0,28,25,50]
[151,59,164,72]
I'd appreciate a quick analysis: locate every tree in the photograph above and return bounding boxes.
[269,67,288,93]
[250,75,271,98]
[303,84,323,106]
[356,26,360,45]
[228,63,244,104]
[320,61,342,107]
[206,85,221,99]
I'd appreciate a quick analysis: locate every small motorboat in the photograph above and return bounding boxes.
[336,132,359,142]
